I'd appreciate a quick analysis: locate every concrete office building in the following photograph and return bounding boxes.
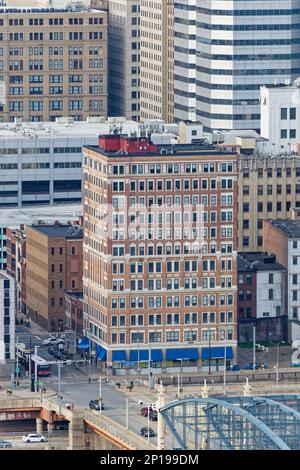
[0,272,15,371]
[26,223,83,331]
[140,0,174,122]
[173,0,196,123]
[82,129,238,371]
[108,0,140,121]
[0,5,107,123]
[238,153,300,252]
[261,80,300,155]
[193,0,299,131]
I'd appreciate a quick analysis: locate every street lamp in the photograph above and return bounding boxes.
[275,341,285,384]
[214,330,227,396]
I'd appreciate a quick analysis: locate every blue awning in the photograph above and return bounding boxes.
[129,349,163,362]
[112,350,127,362]
[166,348,199,361]
[96,345,107,361]
[78,336,89,350]
[202,346,233,360]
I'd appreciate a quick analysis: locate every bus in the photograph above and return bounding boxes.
[37,364,52,377]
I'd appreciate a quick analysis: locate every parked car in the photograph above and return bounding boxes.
[22,434,47,443]
[244,363,260,370]
[226,364,241,371]
[0,440,12,448]
[55,422,68,430]
[140,427,155,437]
[89,399,104,411]
[289,362,300,367]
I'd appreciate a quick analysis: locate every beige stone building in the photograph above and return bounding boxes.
[26,223,83,332]
[238,154,300,252]
[0,6,107,123]
[140,0,174,122]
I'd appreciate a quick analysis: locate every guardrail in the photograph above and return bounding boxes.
[160,369,300,386]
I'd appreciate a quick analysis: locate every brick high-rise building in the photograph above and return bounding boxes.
[0,5,107,123]
[26,222,83,331]
[83,130,238,371]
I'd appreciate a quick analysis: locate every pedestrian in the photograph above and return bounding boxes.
[88,377,91,384]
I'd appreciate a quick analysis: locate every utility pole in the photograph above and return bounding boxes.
[223,331,227,395]
[29,336,32,388]
[125,398,129,430]
[58,363,62,400]
[99,376,102,415]
[16,336,19,383]
[253,325,256,371]
[208,334,211,375]
[34,346,38,393]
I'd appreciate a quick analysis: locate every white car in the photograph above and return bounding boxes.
[149,403,157,411]
[22,434,48,443]
[42,337,56,345]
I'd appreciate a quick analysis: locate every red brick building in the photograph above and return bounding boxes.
[82,132,238,370]
[26,222,83,332]
[65,291,83,336]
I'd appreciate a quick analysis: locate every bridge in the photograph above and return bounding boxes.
[1,388,300,450]
[159,394,300,450]
[0,397,155,450]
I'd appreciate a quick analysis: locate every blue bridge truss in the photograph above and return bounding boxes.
[160,395,300,450]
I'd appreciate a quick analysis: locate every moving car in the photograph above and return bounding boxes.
[89,399,104,411]
[140,406,155,417]
[55,422,68,430]
[140,427,155,437]
[289,362,300,367]
[22,433,47,443]
[226,364,241,371]
[0,440,12,448]
[42,337,56,346]
[149,410,158,421]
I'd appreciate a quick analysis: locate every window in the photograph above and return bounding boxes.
[290,108,296,120]
[269,273,274,284]
[281,108,287,120]
[268,289,273,300]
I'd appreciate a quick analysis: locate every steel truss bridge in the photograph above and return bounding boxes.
[160,395,300,450]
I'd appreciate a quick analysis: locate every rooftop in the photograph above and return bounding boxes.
[268,220,300,238]
[238,252,285,272]
[0,204,82,229]
[85,134,234,158]
[0,117,139,140]
[30,223,83,239]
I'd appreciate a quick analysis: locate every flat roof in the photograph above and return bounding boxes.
[31,224,83,239]
[268,220,300,238]
[0,119,139,140]
[0,204,82,229]
[84,143,235,159]
[238,252,284,272]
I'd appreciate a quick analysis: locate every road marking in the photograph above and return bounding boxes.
[34,336,41,340]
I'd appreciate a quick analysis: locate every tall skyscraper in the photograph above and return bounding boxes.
[107,0,141,121]
[140,0,174,122]
[175,0,299,131]
[173,0,196,123]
